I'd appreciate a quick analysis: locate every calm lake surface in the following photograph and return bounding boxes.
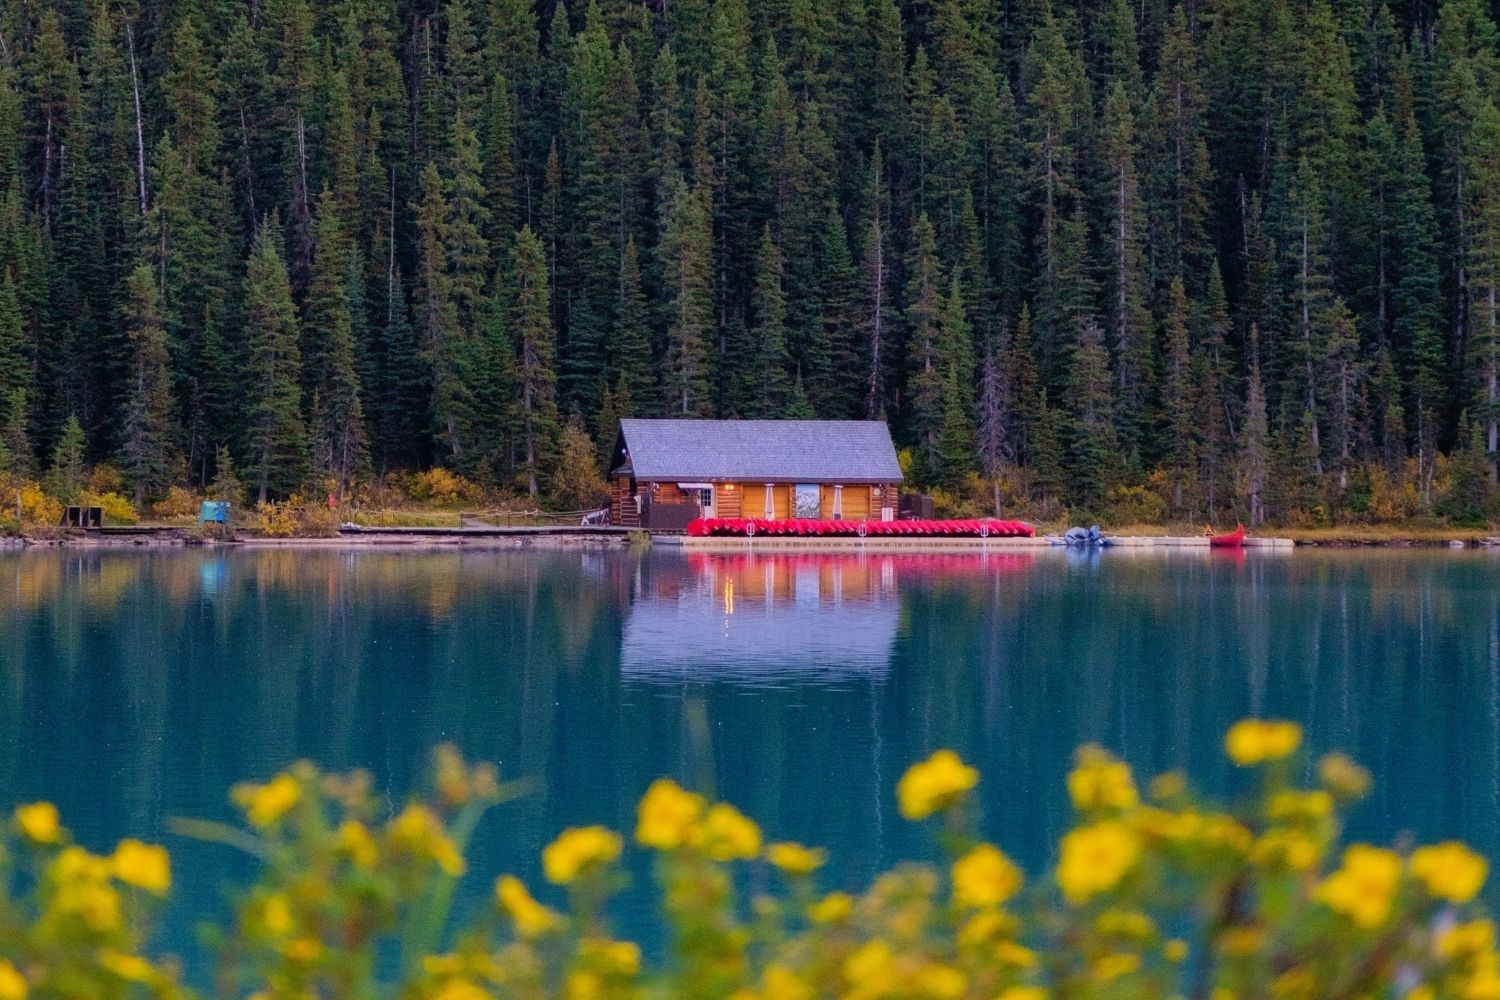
[3,545,1499,958]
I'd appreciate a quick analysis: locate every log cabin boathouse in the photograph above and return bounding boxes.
[608,419,904,530]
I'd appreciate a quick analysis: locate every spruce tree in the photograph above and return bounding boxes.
[745,225,791,417]
[242,219,309,503]
[307,190,369,500]
[120,265,178,504]
[661,182,714,416]
[511,226,558,497]
[47,415,86,502]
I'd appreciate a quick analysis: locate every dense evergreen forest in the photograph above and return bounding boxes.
[2,0,1500,521]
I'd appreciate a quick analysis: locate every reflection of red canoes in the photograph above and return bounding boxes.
[1208,524,1246,547]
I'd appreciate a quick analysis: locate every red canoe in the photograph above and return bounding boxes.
[1209,524,1246,547]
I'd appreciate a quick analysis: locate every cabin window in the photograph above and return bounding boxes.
[693,487,714,509]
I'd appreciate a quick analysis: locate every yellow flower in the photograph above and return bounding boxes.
[260,893,295,937]
[914,963,966,999]
[1266,790,1333,823]
[692,803,762,861]
[1318,752,1371,800]
[844,941,895,987]
[542,826,623,884]
[996,941,1038,968]
[766,841,826,875]
[15,803,61,844]
[1067,746,1139,812]
[951,844,1023,909]
[1164,939,1189,963]
[235,774,302,827]
[635,779,705,849]
[579,941,639,977]
[563,972,600,1000]
[762,965,812,1000]
[1218,927,1265,956]
[1090,952,1140,984]
[337,821,379,869]
[1412,841,1489,904]
[995,988,1048,1000]
[897,750,979,820]
[1224,720,1302,766]
[388,804,465,876]
[1437,919,1496,960]
[1316,844,1403,928]
[495,875,563,938]
[810,891,854,923]
[1057,821,1140,904]
[110,839,171,894]
[431,978,492,1000]
[0,961,27,1000]
[98,951,155,983]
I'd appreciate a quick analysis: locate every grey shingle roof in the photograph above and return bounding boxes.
[616,419,903,483]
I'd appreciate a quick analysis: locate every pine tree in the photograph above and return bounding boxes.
[859,145,892,418]
[1242,327,1270,527]
[905,213,945,479]
[1467,101,1500,483]
[1159,276,1195,514]
[1065,316,1118,506]
[1099,82,1151,461]
[976,339,1008,514]
[613,236,657,416]
[47,415,86,502]
[744,225,791,417]
[511,226,558,497]
[661,182,714,416]
[307,190,369,500]
[120,265,177,504]
[1,389,31,478]
[242,219,309,503]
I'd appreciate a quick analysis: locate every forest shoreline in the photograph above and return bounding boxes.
[3,528,1497,549]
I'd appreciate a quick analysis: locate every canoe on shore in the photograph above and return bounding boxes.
[1209,524,1246,547]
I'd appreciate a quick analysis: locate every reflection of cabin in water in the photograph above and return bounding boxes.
[608,419,904,529]
[621,554,899,683]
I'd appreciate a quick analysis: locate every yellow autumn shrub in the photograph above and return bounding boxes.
[3,724,1497,1000]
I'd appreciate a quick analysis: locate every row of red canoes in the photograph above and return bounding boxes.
[685,518,1037,538]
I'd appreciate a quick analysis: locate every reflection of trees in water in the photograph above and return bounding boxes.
[4,550,1500,905]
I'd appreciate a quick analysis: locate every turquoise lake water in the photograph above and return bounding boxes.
[2,545,1499,959]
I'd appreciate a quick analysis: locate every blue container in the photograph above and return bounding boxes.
[199,501,230,524]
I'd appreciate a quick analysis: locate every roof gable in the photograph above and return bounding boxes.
[616,419,904,483]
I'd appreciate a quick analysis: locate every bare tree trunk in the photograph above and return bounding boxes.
[127,25,148,215]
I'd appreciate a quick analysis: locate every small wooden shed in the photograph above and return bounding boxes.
[608,419,904,529]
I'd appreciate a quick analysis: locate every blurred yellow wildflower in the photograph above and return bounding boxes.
[1164,939,1189,963]
[430,977,492,1000]
[766,841,826,875]
[1437,919,1496,960]
[259,893,295,937]
[1057,821,1140,904]
[1090,952,1140,984]
[543,826,623,884]
[98,951,155,983]
[1225,719,1302,765]
[950,843,1022,908]
[1411,841,1489,903]
[897,750,979,820]
[762,965,812,1000]
[495,875,564,938]
[1266,790,1333,823]
[692,803,762,861]
[1318,752,1371,800]
[388,804,465,876]
[913,963,966,999]
[235,774,302,827]
[580,938,640,976]
[635,778,704,849]
[1316,844,1402,928]
[110,839,171,894]
[810,891,854,923]
[0,961,27,1000]
[1067,746,1139,812]
[15,802,60,844]
[1150,770,1187,801]
[995,988,1048,1000]
[337,820,379,868]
